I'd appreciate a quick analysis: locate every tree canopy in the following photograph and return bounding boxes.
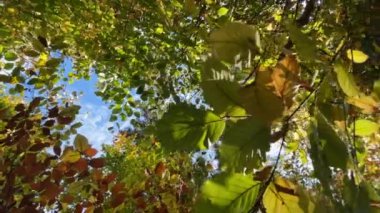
[1,0,380,212]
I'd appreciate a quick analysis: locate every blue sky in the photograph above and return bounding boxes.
[62,58,120,150]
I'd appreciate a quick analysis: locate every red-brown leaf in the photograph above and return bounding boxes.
[111,193,126,208]
[73,158,88,173]
[41,182,61,201]
[61,194,75,203]
[111,182,126,195]
[89,158,105,168]
[154,162,166,177]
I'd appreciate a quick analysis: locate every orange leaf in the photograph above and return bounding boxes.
[84,148,98,157]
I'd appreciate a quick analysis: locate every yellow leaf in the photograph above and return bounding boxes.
[37,52,49,67]
[240,76,284,123]
[347,94,380,114]
[346,49,369,63]
[271,55,300,108]
[61,149,81,163]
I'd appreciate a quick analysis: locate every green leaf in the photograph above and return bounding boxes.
[315,111,348,170]
[74,134,90,152]
[4,63,14,70]
[209,22,260,63]
[217,7,229,17]
[285,22,316,61]
[346,49,369,63]
[4,51,17,61]
[351,119,379,136]
[196,173,260,212]
[220,118,270,172]
[156,104,225,151]
[61,149,81,163]
[308,123,334,198]
[373,80,380,98]
[24,49,40,57]
[201,58,245,117]
[202,79,246,116]
[334,62,361,97]
[343,177,372,213]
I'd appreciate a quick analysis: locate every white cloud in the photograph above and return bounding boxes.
[75,103,115,150]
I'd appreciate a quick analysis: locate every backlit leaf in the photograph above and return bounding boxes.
[4,51,17,61]
[217,7,229,17]
[334,62,361,97]
[263,177,316,213]
[74,134,90,152]
[347,95,380,114]
[84,148,98,157]
[240,67,285,123]
[197,173,260,212]
[220,118,270,172]
[285,22,316,60]
[315,111,348,170]
[61,149,81,163]
[271,55,300,108]
[346,49,369,63]
[156,104,225,151]
[351,119,379,136]
[210,22,260,63]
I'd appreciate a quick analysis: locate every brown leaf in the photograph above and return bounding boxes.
[136,197,147,209]
[30,182,42,191]
[29,143,49,152]
[72,158,88,173]
[104,173,117,184]
[28,97,42,111]
[74,204,83,213]
[111,183,126,195]
[15,103,25,112]
[41,182,61,201]
[42,127,50,136]
[44,119,55,127]
[111,193,127,208]
[154,162,166,177]
[89,158,106,168]
[92,169,103,181]
[48,106,59,118]
[61,194,75,203]
[57,116,73,125]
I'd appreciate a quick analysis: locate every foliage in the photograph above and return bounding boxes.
[0,96,126,212]
[103,132,206,212]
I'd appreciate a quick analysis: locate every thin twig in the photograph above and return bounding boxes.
[248,74,326,213]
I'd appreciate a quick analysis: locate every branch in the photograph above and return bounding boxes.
[296,0,316,27]
[284,0,316,50]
